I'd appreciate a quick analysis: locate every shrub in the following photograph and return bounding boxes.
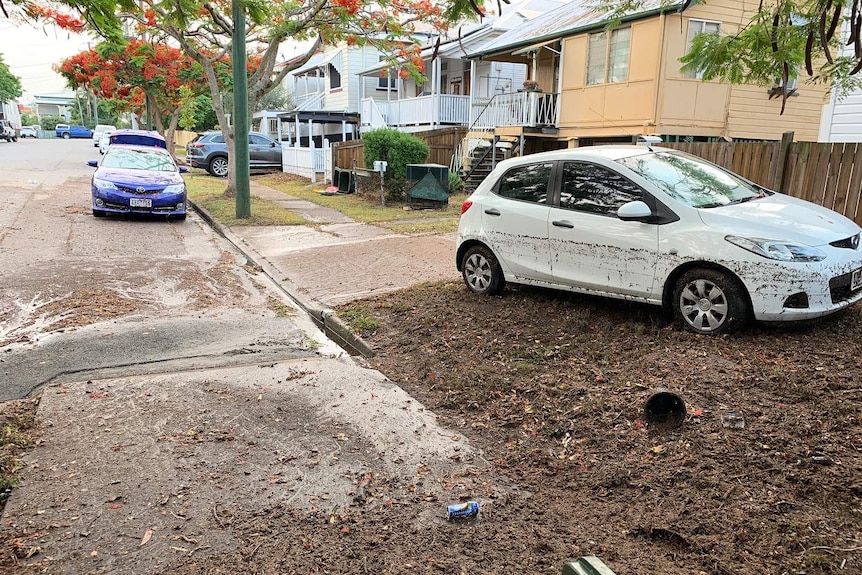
[363,128,429,201]
[448,172,465,194]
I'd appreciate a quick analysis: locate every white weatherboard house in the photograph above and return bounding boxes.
[357,0,569,133]
[819,20,862,142]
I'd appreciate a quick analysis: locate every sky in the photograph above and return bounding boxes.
[0,20,96,103]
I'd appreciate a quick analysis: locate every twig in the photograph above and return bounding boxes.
[804,545,862,553]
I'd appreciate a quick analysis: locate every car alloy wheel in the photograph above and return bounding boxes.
[209,156,229,178]
[462,245,505,296]
[674,268,749,335]
[62,133,70,139]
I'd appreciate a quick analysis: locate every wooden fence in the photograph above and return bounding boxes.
[663,137,862,227]
[333,126,467,170]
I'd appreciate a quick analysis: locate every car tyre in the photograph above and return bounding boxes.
[461,245,505,296]
[92,209,106,218]
[62,133,70,139]
[673,268,749,335]
[208,156,228,178]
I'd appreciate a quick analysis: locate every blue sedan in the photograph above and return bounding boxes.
[88,145,188,220]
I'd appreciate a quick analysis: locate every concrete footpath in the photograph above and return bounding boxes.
[194,181,462,355]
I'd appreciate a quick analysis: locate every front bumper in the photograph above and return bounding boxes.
[92,189,186,216]
[743,258,862,321]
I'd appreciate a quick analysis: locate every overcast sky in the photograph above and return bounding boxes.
[0,20,95,102]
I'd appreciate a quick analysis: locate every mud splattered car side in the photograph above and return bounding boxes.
[456,145,862,335]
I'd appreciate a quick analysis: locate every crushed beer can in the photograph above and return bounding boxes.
[447,501,479,520]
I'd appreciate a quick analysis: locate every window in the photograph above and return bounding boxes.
[378,57,397,90]
[249,134,272,145]
[685,20,720,79]
[329,64,341,90]
[559,162,643,216]
[586,27,631,85]
[495,163,553,204]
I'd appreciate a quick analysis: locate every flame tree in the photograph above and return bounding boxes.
[111,0,483,195]
[57,40,213,153]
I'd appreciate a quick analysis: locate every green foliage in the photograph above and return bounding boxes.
[20,112,39,127]
[39,115,64,130]
[363,128,429,200]
[0,55,23,102]
[448,172,465,194]
[255,84,293,112]
[179,94,218,132]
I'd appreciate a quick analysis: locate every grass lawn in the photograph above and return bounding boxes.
[259,173,466,235]
[184,173,307,227]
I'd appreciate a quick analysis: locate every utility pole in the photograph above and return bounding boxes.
[232,0,251,218]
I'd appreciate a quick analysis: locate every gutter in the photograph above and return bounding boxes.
[468,4,686,60]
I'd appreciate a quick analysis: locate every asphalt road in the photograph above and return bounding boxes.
[0,137,332,401]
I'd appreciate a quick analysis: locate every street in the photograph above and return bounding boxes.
[0,137,330,400]
[0,137,489,575]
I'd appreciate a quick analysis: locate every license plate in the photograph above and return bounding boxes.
[852,267,862,290]
[130,198,152,208]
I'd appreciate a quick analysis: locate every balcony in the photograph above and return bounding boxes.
[469,91,560,130]
[361,94,471,130]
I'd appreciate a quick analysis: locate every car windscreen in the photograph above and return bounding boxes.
[102,148,177,172]
[614,151,761,208]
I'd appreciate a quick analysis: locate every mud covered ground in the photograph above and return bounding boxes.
[3,280,861,575]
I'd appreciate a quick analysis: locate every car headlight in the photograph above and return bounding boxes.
[163,184,185,195]
[725,235,826,262]
[93,177,118,190]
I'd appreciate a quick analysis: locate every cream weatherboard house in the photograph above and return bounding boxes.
[454,0,829,182]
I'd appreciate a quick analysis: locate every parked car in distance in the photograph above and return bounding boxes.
[56,124,93,139]
[87,144,188,220]
[0,119,18,142]
[456,144,862,335]
[98,131,113,154]
[93,124,117,146]
[19,125,38,138]
[109,129,166,149]
[186,131,283,177]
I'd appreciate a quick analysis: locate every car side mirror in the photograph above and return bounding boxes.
[617,200,652,221]
[271,142,277,147]
[179,166,189,173]
[87,160,98,167]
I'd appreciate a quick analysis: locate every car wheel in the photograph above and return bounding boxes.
[93,209,106,218]
[208,156,228,177]
[673,268,749,335]
[461,245,505,296]
[62,133,70,139]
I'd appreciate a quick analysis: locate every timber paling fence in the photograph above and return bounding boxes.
[334,129,861,227]
[664,137,862,227]
[333,127,467,171]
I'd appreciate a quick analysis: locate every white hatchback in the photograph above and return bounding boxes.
[456,145,862,335]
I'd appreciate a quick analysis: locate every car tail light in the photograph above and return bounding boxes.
[189,143,204,148]
[460,200,473,215]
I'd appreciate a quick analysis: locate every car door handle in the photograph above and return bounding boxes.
[484,208,501,216]
[552,220,575,229]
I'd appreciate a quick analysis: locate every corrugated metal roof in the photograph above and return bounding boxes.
[469,0,684,57]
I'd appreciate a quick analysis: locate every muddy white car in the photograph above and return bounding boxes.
[456,145,862,335]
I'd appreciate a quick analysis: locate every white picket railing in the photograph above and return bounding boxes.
[282,143,332,183]
[361,94,471,128]
[470,92,559,129]
[294,92,325,111]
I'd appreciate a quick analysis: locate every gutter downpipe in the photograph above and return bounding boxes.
[652,12,667,131]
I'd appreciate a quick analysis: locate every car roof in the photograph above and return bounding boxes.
[500,144,673,167]
[107,143,172,154]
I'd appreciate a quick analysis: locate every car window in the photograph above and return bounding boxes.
[249,134,272,145]
[495,163,552,204]
[559,162,644,216]
[209,134,225,144]
[615,151,761,208]
[102,148,177,172]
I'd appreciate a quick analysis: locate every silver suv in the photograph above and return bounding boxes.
[185,131,283,177]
